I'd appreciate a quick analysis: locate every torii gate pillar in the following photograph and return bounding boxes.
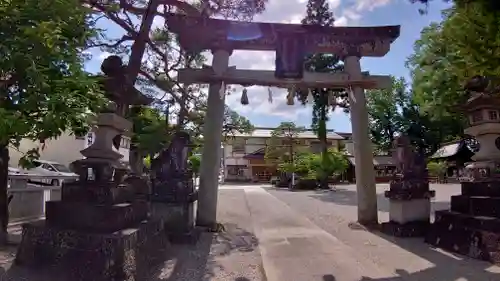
[344,55,378,225]
[196,49,231,227]
[165,13,400,227]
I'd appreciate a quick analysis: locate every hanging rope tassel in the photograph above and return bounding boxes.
[268,87,273,103]
[219,81,226,99]
[307,89,314,103]
[348,85,356,103]
[241,87,249,105]
[327,91,334,106]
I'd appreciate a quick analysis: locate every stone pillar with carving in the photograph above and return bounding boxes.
[15,56,166,281]
[426,76,500,264]
[150,131,199,243]
[381,136,435,237]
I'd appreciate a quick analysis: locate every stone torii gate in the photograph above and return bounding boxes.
[166,13,400,227]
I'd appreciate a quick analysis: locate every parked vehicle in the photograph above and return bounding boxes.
[270,176,279,185]
[8,167,21,189]
[27,160,78,186]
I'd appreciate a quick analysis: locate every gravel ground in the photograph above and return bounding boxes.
[0,190,265,281]
[152,189,265,281]
[266,183,500,281]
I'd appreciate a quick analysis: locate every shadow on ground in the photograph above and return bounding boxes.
[361,231,500,281]
[149,222,260,281]
[307,188,451,213]
[310,188,499,280]
[0,223,260,281]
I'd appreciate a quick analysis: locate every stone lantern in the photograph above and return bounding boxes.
[426,76,500,264]
[15,56,167,280]
[462,77,500,180]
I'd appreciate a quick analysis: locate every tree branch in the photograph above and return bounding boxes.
[88,35,133,49]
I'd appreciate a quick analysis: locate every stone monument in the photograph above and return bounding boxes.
[150,131,199,243]
[426,76,500,264]
[165,13,401,227]
[381,135,435,237]
[15,56,167,281]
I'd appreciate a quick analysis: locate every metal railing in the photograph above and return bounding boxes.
[8,174,78,224]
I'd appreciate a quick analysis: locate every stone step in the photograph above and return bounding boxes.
[15,219,168,281]
[451,195,500,218]
[462,181,500,197]
[46,201,149,233]
[426,212,500,264]
[434,210,500,233]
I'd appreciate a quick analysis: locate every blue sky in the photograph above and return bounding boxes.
[86,0,453,133]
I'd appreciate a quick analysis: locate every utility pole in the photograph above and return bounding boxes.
[283,125,296,187]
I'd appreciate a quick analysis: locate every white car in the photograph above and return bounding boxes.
[28,160,78,186]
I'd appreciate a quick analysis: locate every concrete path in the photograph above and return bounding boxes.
[244,187,397,281]
[2,183,500,281]
[267,184,500,281]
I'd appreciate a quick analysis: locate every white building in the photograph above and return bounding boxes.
[9,131,131,169]
[223,127,345,182]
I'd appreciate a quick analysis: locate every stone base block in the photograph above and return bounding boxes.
[62,181,135,204]
[46,200,149,233]
[168,227,202,244]
[381,220,429,237]
[15,219,168,281]
[389,198,431,224]
[462,181,500,197]
[385,188,435,200]
[151,202,199,244]
[426,221,500,264]
[451,195,500,218]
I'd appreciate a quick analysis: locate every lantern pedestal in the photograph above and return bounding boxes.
[381,179,435,237]
[426,78,500,264]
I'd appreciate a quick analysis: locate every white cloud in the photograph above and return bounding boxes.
[335,16,348,26]
[355,0,392,12]
[213,0,395,122]
[98,51,111,60]
[337,0,394,26]
[89,0,395,126]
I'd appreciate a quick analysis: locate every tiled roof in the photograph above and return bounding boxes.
[232,127,344,140]
[431,142,461,159]
[347,156,395,166]
[243,148,266,159]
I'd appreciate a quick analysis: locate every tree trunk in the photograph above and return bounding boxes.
[0,144,10,245]
[129,146,143,175]
[319,97,329,189]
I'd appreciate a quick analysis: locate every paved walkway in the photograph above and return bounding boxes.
[1,184,500,281]
[244,187,396,280]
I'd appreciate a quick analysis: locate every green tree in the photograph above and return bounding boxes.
[410,0,500,13]
[409,4,500,115]
[366,77,406,152]
[278,150,348,185]
[128,106,172,173]
[188,154,201,177]
[427,161,448,182]
[405,5,496,150]
[307,149,349,181]
[366,76,462,155]
[301,0,345,188]
[264,122,305,165]
[0,0,105,243]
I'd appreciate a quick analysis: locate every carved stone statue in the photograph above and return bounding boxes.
[154,131,192,181]
[392,135,427,180]
[382,134,435,237]
[150,131,199,243]
[151,131,196,203]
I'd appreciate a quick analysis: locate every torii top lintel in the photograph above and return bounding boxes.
[166,13,400,57]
